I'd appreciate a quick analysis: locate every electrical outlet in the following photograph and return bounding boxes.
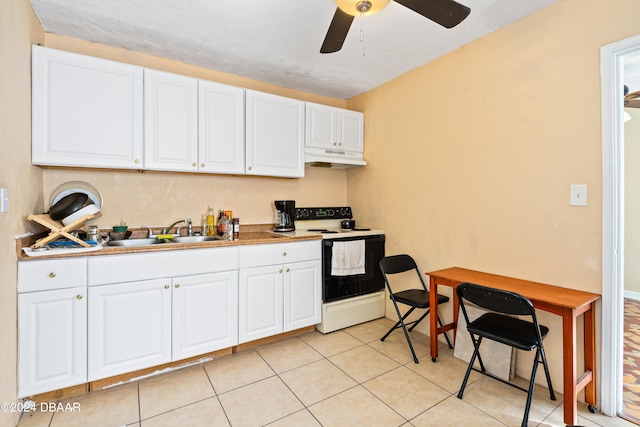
[570,184,587,206]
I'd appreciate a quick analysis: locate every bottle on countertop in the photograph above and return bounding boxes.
[206,205,216,236]
[225,211,233,240]
[232,218,239,239]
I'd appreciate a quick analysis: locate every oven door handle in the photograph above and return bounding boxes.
[323,235,384,247]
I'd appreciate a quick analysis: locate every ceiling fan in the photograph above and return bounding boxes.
[320,0,471,54]
[625,85,640,108]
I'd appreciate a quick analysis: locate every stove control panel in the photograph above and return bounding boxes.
[295,207,352,220]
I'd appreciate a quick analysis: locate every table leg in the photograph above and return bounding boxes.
[430,276,439,361]
[562,308,578,425]
[584,302,596,408]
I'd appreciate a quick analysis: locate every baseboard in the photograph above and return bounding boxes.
[624,290,640,301]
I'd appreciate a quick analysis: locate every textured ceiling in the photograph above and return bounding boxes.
[30,0,557,100]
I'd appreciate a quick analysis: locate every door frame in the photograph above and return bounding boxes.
[600,33,640,416]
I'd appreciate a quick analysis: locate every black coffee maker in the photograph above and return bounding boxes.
[274,200,295,232]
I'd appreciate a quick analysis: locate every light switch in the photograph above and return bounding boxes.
[0,188,7,213]
[570,184,587,206]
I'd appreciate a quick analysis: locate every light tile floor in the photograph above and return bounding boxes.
[17,318,635,427]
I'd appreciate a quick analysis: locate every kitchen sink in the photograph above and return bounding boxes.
[107,238,165,247]
[169,235,223,243]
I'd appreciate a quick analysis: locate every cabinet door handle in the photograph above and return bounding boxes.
[282,252,287,256]
[200,163,205,168]
[286,268,290,272]
[175,284,180,289]
[48,272,56,278]
[192,162,197,167]
[279,269,283,273]
[164,284,170,289]
[135,159,141,164]
[76,294,83,300]
[248,166,253,171]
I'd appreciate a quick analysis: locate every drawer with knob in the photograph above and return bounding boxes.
[238,240,320,269]
[18,258,87,293]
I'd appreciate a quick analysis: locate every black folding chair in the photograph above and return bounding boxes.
[456,282,556,427]
[379,255,452,364]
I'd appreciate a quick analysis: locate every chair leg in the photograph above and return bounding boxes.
[522,348,542,427]
[539,346,556,401]
[458,336,483,399]
[408,309,430,332]
[386,299,420,363]
[381,306,417,341]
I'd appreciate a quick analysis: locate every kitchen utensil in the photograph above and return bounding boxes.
[49,193,89,220]
[341,219,356,229]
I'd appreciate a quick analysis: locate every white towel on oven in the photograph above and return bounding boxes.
[331,240,365,276]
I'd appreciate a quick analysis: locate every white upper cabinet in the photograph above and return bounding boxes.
[145,71,245,174]
[144,69,198,172]
[305,103,336,149]
[32,46,144,169]
[198,80,245,174]
[32,47,362,177]
[245,90,305,178]
[306,102,364,153]
[337,108,364,153]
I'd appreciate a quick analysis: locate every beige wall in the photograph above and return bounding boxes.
[347,0,640,394]
[626,108,640,293]
[0,0,43,426]
[39,35,350,228]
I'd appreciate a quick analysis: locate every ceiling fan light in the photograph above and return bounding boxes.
[334,0,391,16]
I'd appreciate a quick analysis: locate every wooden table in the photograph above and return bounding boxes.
[427,267,600,426]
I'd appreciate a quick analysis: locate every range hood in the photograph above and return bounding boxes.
[305,147,366,169]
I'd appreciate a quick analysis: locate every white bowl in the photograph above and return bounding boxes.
[61,204,100,226]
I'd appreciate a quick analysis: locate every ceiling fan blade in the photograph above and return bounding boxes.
[394,0,470,29]
[625,90,640,108]
[320,8,355,54]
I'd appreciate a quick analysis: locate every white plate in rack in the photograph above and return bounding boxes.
[49,181,103,210]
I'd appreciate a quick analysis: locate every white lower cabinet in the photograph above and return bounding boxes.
[239,265,284,343]
[284,260,322,332]
[172,271,238,360]
[238,241,322,344]
[18,242,319,395]
[18,287,87,398]
[88,278,171,381]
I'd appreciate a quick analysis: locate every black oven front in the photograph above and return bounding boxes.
[322,234,385,303]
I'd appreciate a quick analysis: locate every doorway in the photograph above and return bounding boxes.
[601,33,640,418]
[623,57,640,424]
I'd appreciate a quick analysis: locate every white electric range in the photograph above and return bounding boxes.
[276,207,386,333]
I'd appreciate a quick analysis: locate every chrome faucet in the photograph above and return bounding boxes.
[162,218,192,236]
[163,219,186,235]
